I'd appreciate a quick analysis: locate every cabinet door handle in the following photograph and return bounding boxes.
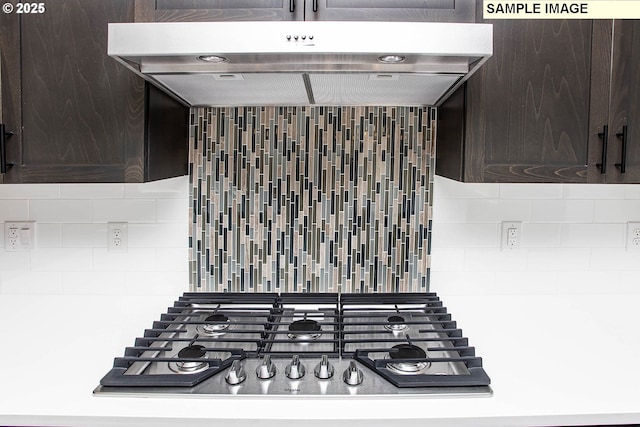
[596,125,608,174]
[289,0,295,12]
[313,0,318,12]
[0,123,15,174]
[615,125,628,174]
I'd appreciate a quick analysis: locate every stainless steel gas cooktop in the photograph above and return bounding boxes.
[94,293,491,397]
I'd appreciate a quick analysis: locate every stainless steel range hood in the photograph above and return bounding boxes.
[108,21,492,107]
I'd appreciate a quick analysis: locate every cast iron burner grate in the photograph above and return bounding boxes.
[98,292,491,390]
[265,293,340,356]
[340,293,491,388]
[99,293,277,387]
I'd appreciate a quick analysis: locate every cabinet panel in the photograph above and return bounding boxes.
[145,85,189,182]
[148,0,474,22]
[1,0,146,182]
[607,20,640,183]
[469,20,592,182]
[0,6,20,182]
[152,0,301,21]
[586,20,614,184]
[21,1,137,168]
[306,0,475,21]
[437,19,595,183]
[0,0,189,183]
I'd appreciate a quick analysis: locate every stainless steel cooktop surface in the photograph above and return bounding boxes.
[94,293,491,397]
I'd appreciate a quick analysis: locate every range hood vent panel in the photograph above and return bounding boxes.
[108,21,492,107]
[153,73,311,106]
[310,73,460,106]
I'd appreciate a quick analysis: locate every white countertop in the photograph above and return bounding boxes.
[1,292,639,427]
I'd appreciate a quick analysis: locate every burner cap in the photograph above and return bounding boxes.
[178,344,207,359]
[387,315,406,324]
[287,319,322,340]
[384,315,409,332]
[289,319,322,333]
[205,313,229,323]
[389,344,426,360]
[197,312,231,336]
[169,344,210,374]
[387,343,430,375]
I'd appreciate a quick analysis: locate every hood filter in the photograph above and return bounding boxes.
[153,73,461,106]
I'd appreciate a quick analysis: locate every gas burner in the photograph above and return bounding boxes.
[287,318,322,340]
[99,292,493,393]
[168,344,210,374]
[384,315,409,332]
[386,343,430,375]
[384,305,409,332]
[196,313,231,336]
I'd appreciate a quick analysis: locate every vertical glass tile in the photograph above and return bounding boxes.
[188,106,435,293]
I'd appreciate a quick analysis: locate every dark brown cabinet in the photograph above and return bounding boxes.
[151,0,303,21]
[149,0,474,22]
[303,0,475,22]
[0,0,188,183]
[437,19,596,183]
[604,20,640,183]
[437,18,640,184]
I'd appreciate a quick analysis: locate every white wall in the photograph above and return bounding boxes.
[0,177,189,295]
[431,176,640,295]
[2,174,639,296]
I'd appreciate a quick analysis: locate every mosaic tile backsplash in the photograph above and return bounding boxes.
[189,106,435,293]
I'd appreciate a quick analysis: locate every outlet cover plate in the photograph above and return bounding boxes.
[4,221,35,251]
[501,221,522,251]
[626,222,640,252]
[107,222,128,252]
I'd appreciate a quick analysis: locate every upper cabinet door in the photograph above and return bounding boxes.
[0,0,189,183]
[606,20,640,183]
[445,19,594,183]
[148,0,474,22]
[436,16,611,182]
[0,0,146,183]
[436,17,640,184]
[303,0,475,22]
[152,0,303,21]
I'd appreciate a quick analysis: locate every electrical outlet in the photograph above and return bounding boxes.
[501,221,522,251]
[626,222,640,252]
[4,221,35,251]
[107,222,128,252]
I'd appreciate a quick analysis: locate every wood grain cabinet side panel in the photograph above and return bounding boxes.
[144,85,189,182]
